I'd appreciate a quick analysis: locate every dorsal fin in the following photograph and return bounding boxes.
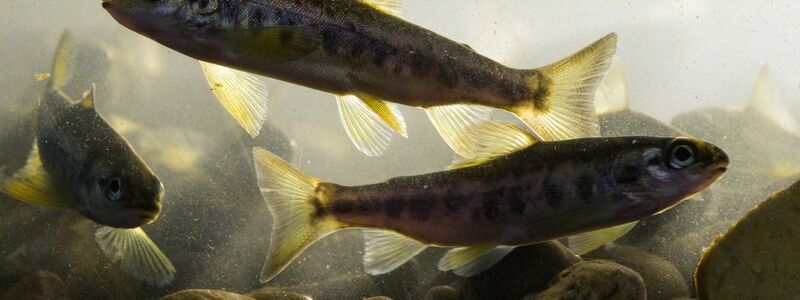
[50,31,74,90]
[594,61,628,115]
[748,66,800,135]
[449,121,537,169]
[358,0,404,17]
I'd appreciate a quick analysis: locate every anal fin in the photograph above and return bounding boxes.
[200,61,269,138]
[426,104,493,158]
[363,229,427,275]
[95,226,176,287]
[567,221,637,255]
[337,95,407,157]
[438,244,514,277]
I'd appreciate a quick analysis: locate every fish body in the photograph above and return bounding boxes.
[253,122,728,282]
[103,0,616,156]
[0,33,175,287]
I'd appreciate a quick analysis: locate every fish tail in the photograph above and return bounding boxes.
[50,30,75,90]
[252,147,343,283]
[513,33,617,140]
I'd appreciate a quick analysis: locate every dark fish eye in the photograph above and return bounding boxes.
[666,139,698,169]
[106,178,123,202]
[189,0,218,14]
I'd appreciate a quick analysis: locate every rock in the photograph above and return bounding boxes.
[525,260,646,300]
[587,244,689,300]
[1,271,69,300]
[160,289,255,300]
[361,297,392,300]
[248,288,313,300]
[455,241,580,300]
[422,285,460,300]
[695,179,800,299]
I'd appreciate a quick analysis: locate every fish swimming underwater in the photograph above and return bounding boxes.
[252,121,728,282]
[102,0,616,157]
[0,33,175,287]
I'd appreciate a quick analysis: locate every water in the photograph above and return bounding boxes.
[1,1,799,299]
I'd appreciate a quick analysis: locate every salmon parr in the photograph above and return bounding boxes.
[0,32,175,287]
[102,0,617,157]
[252,122,729,282]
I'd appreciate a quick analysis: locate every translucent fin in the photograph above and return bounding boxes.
[95,227,176,287]
[253,147,342,282]
[514,33,617,140]
[79,84,96,109]
[567,221,637,255]
[426,105,493,158]
[438,245,515,277]
[449,121,536,169]
[358,0,404,16]
[749,67,800,136]
[50,31,74,90]
[337,95,406,156]
[363,229,427,275]
[223,26,321,61]
[593,61,628,115]
[0,142,76,208]
[200,61,269,138]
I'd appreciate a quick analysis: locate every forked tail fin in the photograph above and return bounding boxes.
[513,33,617,140]
[252,147,342,282]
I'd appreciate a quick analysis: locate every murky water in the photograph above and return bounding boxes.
[1,1,799,299]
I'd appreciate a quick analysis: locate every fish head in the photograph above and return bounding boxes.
[609,137,728,219]
[102,0,224,52]
[72,107,165,228]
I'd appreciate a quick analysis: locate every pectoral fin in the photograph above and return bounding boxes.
[337,95,406,156]
[223,26,321,61]
[448,121,536,169]
[0,142,76,208]
[426,105,493,158]
[567,221,637,255]
[200,61,269,138]
[438,244,515,276]
[362,229,427,275]
[749,67,800,136]
[95,227,176,287]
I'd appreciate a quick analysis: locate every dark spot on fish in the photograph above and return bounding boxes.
[437,61,460,88]
[372,41,392,67]
[276,9,296,26]
[646,156,662,166]
[471,208,483,223]
[311,198,326,217]
[615,165,641,184]
[466,70,492,89]
[408,198,435,221]
[251,10,265,26]
[331,200,354,214]
[392,64,404,74]
[354,198,380,215]
[543,173,564,209]
[410,51,432,78]
[577,173,594,203]
[483,197,500,221]
[500,79,523,100]
[320,27,340,55]
[384,197,405,218]
[349,36,366,58]
[444,192,467,214]
[508,185,527,215]
[529,71,549,110]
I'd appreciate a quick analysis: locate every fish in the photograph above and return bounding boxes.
[594,62,688,137]
[251,119,729,282]
[102,0,617,157]
[0,32,175,287]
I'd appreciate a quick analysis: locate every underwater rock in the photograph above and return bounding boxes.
[454,241,580,300]
[695,179,800,299]
[248,288,314,300]
[525,260,646,300]
[422,285,460,300]
[586,244,689,300]
[1,270,70,300]
[160,289,256,300]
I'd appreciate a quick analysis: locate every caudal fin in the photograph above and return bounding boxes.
[513,33,617,140]
[252,147,342,282]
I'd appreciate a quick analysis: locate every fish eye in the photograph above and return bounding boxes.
[106,178,123,202]
[189,0,218,15]
[666,140,697,169]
